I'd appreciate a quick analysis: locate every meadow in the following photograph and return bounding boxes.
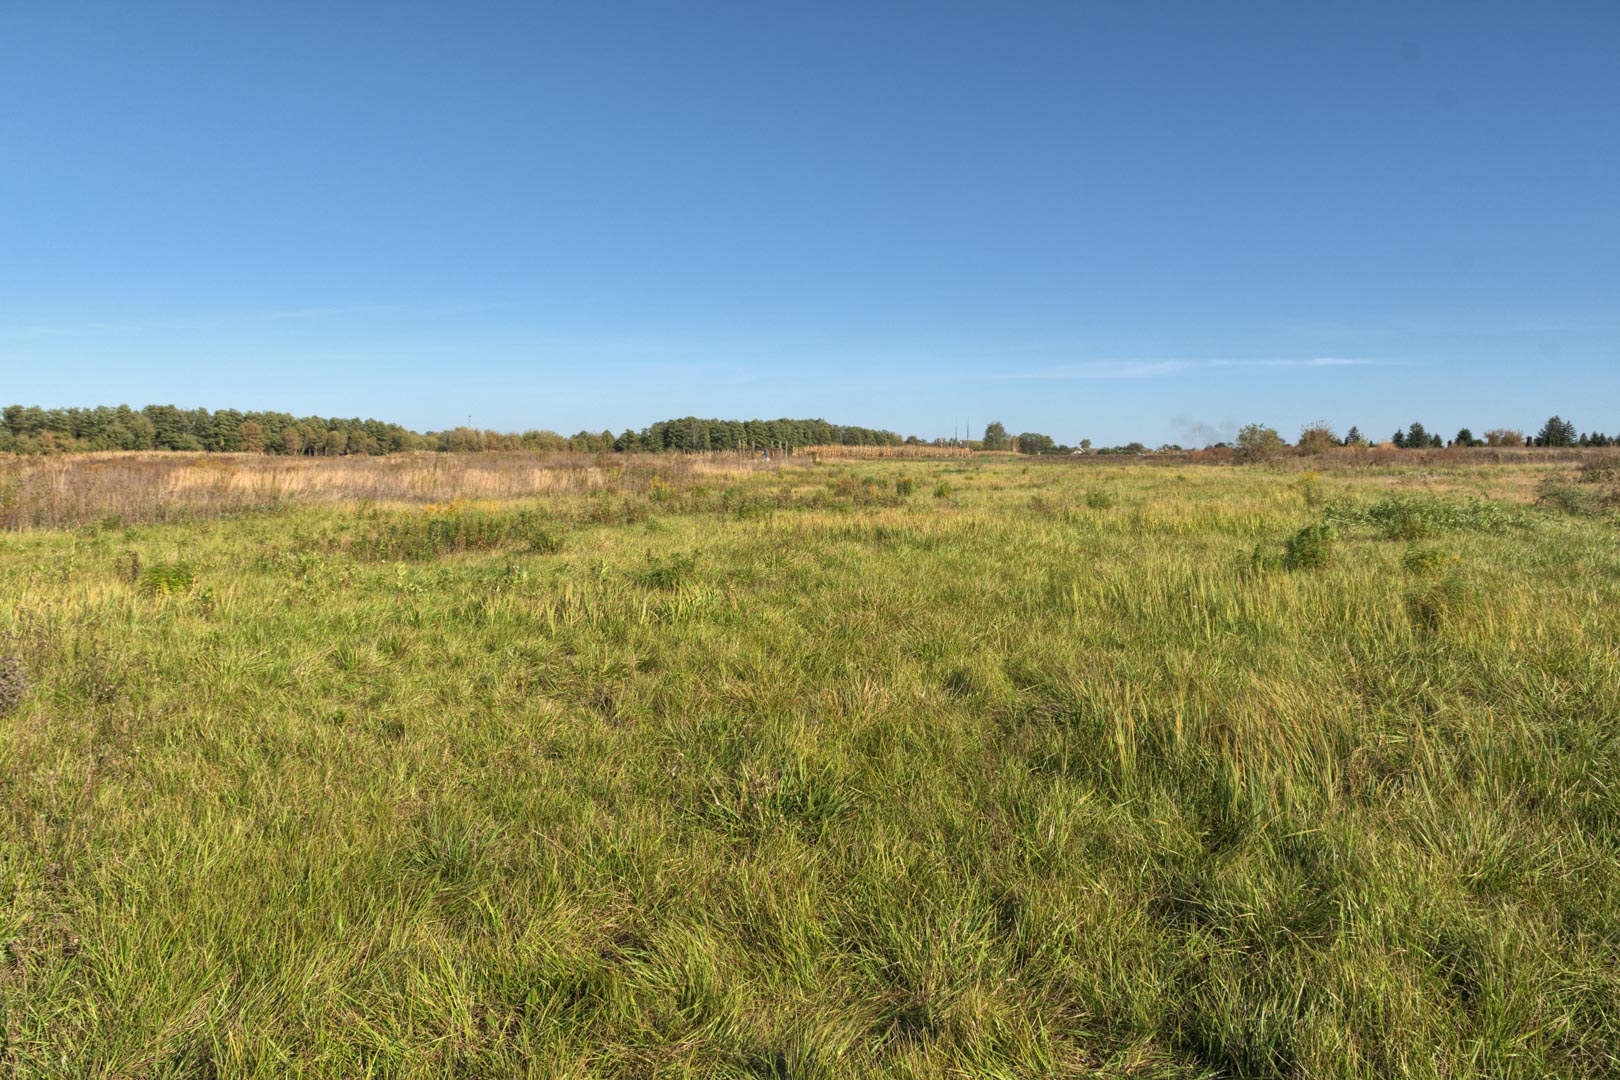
[1,452,1618,1077]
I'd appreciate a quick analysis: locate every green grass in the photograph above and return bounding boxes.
[2,459,1619,1077]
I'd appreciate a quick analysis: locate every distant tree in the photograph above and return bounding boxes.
[239,420,265,453]
[1483,428,1525,447]
[1343,426,1365,446]
[1405,422,1430,448]
[1079,438,1092,451]
[1453,427,1476,447]
[1297,422,1337,455]
[1391,429,1407,448]
[1236,423,1284,463]
[1015,432,1056,455]
[980,421,1009,451]
[1536,415,1577,447]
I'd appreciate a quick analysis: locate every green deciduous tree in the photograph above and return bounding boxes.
[1297,422,1336,455]
[1236,423,1283,462]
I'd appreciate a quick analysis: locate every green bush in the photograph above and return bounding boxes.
[1538,472,1617,517]
[1086,490,1116,510]
[1579,457,1620,484]
[1282,522,1336,570]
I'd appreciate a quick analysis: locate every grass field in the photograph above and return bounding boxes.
[2,454,1619,1077]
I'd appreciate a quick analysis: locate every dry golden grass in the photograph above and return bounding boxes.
[800,444,973,460]
[0,451,787,529]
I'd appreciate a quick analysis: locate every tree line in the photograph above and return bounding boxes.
[4,404,1612,458]
[617,417,904,453]
[0,405,906,456]
[1232,416,1615,461]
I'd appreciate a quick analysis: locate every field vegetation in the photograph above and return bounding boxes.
[2,453,1619,1076]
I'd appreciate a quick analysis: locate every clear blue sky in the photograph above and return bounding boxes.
[3,2,1616,445]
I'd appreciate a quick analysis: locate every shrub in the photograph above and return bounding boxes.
[1536,478,1608,517]
[933,481,953,499]
[1282,522,1336,570]
[1297,423,1337,456]
[895,476,915,497]
[1580,457,1620,484]
[1086,490,1116,510]
[0,656,27,716]
[1236,423,1284,463]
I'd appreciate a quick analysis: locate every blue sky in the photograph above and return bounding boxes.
[3,2,1616,445]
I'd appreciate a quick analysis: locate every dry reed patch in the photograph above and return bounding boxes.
[0,451,794,529]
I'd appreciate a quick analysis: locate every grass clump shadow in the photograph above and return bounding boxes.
[634,552,698,590]
[0,656,27,716]
[1405,568,1477,632]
